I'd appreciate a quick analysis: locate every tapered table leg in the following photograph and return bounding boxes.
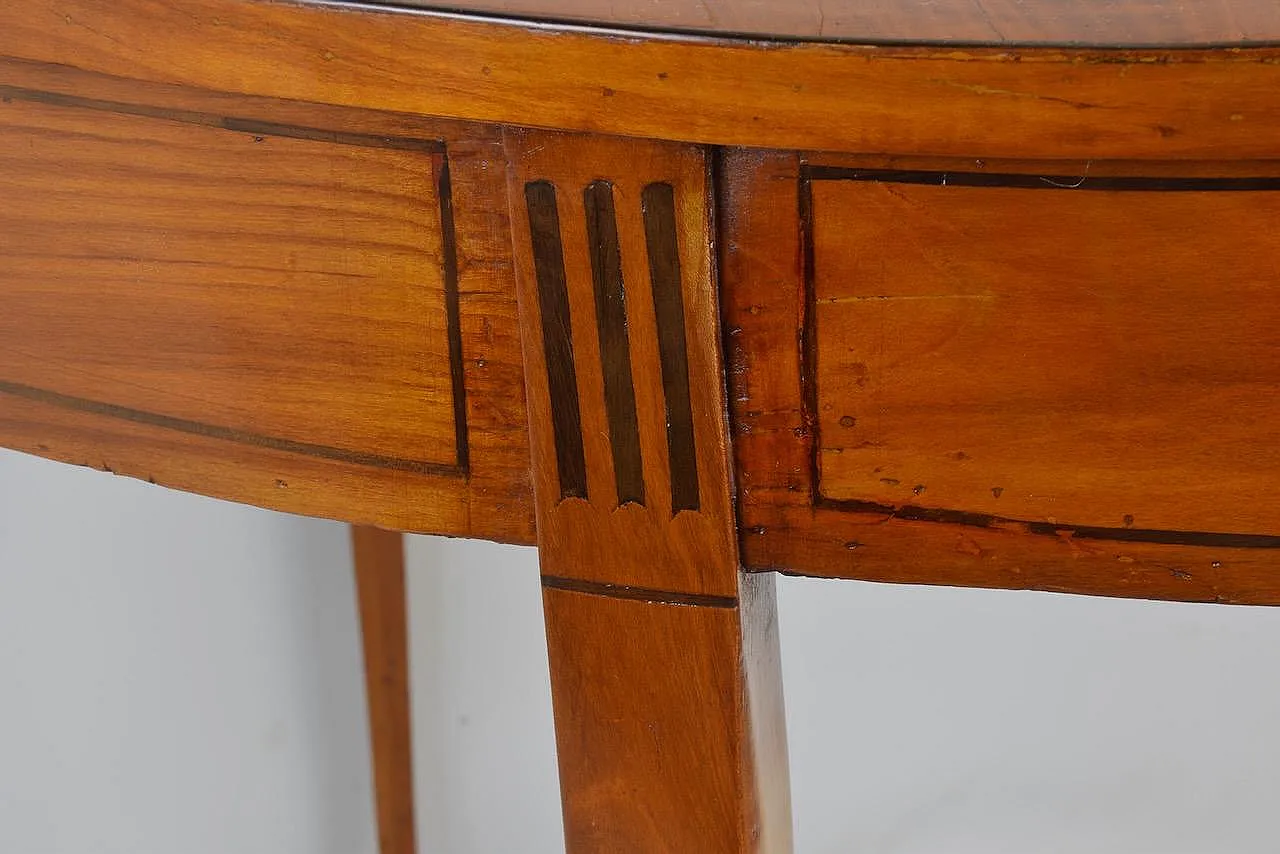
[351,525,416,854]
[543,573,791,852]
[508,131,794,851]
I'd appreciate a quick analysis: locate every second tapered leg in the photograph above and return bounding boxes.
[351,525,416,854]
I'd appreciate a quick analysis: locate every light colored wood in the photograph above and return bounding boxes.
[351,526,416,854]
[390,0,1280,46]
[723,149,1280,605]
[506,130,736,596]
[0,58,534,542]
[811,170,1280,535]
[2,2,1280,161]
[543,575,790,853]
[508,130,791,850]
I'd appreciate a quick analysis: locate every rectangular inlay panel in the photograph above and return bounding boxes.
[809,168,1280,536]
[0,87,464,473]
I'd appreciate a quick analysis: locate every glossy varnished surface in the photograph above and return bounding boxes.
[509,132,791,849]
[3,2,1280,161]
[723,150,1280,605]
[810,165,1280,536]
[410,0,1280,46]
[507,130,737,596]
[0,58,533,541]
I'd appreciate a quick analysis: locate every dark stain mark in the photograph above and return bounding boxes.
[803,164,1280,192]
[525,181,588,500]
[542,574,737,609]
[0,84,448,153]
[435,154,470,473]
[657,72,669,80]
[585,180,644,507]
[0,380,461,474]
[601,87,616,97]
[991,486,1004,498]
[879,477,900,486]
[954,451,970,460]
[1155,125,1179,138]
[838,415,856,427]
[1123,513,1135,528]
[642,182,699,513]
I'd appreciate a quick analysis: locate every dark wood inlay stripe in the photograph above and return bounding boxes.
[541,574,738,609]
[804,165,1280,192]
[584,180,645,507]
[641,182,700,513]
[525,180,588,500]
[0,84,447,153]
[0,380,463,475]
[434,154,470,473]
[816,497,1280,549]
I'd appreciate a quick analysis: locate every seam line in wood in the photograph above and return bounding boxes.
[541,575,739,608]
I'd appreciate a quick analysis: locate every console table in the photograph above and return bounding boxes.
[4,1,1280,850]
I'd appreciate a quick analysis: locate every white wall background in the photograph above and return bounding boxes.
[3,446,1280,853]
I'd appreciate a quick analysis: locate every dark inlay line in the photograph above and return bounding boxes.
[541,574,738,609]
[798,169,823,505]
[0,380,463,475]
[434,154,470,474]
[804,165,1280,192]
[798,162,1280,550]
[0,84,446,152]
[817,497,1280,549]
[584,180,645,507]
[641,182,700,513]
[524,181,588,500]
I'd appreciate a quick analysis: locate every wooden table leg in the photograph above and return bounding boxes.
[508,130,794,851]
[543,573,791,852]
[351,525,416,854]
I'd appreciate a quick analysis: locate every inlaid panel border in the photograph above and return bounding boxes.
[0,83,470,477]
[799,163,1280,549]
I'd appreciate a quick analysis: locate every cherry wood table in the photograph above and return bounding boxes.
[4,1,1280,850]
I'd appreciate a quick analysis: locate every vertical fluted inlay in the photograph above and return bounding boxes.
[642,182,700,513]
[584,180,645,507]
[525,180,588,500]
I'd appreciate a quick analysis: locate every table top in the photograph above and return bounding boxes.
[397,0,1280,46]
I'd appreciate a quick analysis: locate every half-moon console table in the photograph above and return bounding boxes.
[5,1,1280,850]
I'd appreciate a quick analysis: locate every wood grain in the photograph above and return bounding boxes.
[721,148,1280,605]
[542,576,791,853]
[351,526,416,854]
[810,167,1280,536]
[511,132,790,850]
[0,59,533,542]
[3,1,1280,161]
[390,0,1280,46]
[507,130,735,596]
